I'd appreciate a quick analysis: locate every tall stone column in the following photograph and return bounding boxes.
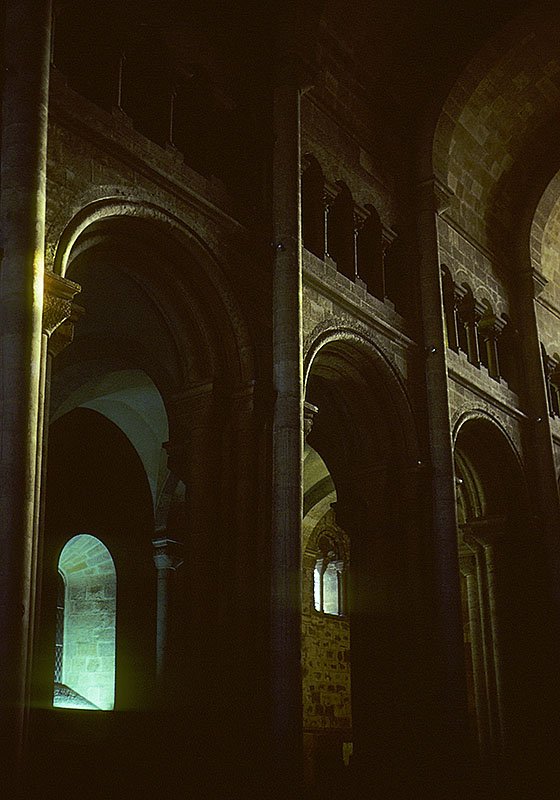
[29,272,81,702]
[152,536,183,701]
[416,177,469,782]
[463,520,507,758]
[222,381,273,794]
[163,384,228,788]
[165,384,222,702]
[335,469,387,789]
[0,0,53,781]
[458,548,491,758]
[270,9,304,797]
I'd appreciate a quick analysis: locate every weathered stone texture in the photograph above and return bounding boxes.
[302,510,351,735]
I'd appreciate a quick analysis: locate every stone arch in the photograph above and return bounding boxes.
[431,5,560,254]
[451,412,548,767]
[530,168,560,316]
[302,327,422,792]
[304,325,420,466]
[51,368,170,513]
[453,409,529,516]
[35,407,156,713]
[51,197,254,388]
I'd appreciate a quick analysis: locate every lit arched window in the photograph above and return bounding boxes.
[54,572,65,684]
[53,534,116,711]
[313,533,345,616]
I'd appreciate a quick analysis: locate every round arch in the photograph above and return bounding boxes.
[51,197,255,387]
[304,326,420,469]
[451,411,547,766]
[452,411,528,523]
[431,4,560,255]
[302,327,423,791]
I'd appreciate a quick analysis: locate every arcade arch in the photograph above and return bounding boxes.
[302,332,422,794]
[29,208,258,794]
[453,415,546,768]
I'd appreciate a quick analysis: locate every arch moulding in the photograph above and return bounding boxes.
[51,196,255,387]
[304,321,420,464]
[452,408,524,474]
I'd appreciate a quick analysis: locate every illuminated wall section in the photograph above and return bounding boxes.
[54,534,116,711]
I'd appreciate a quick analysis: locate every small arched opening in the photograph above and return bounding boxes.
[327,182,355,281]
[54,534,116,711]
[356,204,383,299]
[302,155,326,259]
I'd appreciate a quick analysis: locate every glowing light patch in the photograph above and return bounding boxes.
[53,534,116,711]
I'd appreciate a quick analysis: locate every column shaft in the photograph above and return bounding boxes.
[0,0,52,779]
[271,36,304,795]
[416,178,469,775]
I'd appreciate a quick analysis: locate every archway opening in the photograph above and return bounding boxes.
[303,336,419,794]
[453,417,541,767]
[53,534,116,711]
[302,443,351,789]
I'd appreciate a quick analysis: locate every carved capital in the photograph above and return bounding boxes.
[303,400,318,439]
[152,537,184,571]
[323,183,337,210]
[381,224,398,251]
[461,515,507,549]
[478,308,506,341]
[43,271,83,355]
[458,548,477,577]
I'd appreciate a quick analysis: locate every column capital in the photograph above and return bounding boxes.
[152,537,184,571]
[458,547,477,577]
[478,308,506,341]
[461,515,507,549]
[303,400,318,439]
[229,379,276,431]
[43,270,83,356]
[381,224,398,251]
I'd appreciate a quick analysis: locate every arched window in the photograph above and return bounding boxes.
[302,154,326,258]
[313,533,345,616]
[457,285,480,366]
[384,235,409,316]
[327,182,355,281]
[357,204,383,298]
[53,534,116,711]
[497,315,519,392]
[441,265,459,351]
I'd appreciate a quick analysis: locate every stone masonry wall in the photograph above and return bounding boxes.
[302,510,351,736]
